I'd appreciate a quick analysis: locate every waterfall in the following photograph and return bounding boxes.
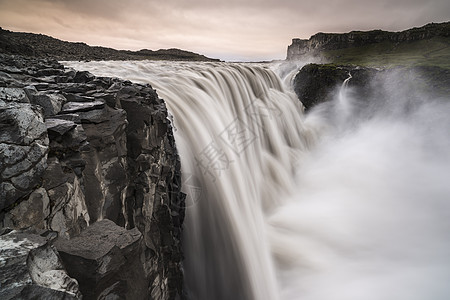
[65,61,450,300]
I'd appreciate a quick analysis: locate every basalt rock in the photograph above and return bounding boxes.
[293,63,450,112]
[0,229,81,299]
[54,219,145,300]
[0,53,185,299]
[293,64,378,111]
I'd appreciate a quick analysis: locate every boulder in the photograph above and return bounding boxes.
[293,63,378,111]
[0,230,81,299]
[55,219,146,300]
[0,87,30,103]
[32,92,66,116]
[2,188,50,230]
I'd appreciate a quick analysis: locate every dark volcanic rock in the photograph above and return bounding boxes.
[61,100,105,114]
[293,63,450,111]
[118,83,185,299]
[293,63,377,111]
[0,87,30,103]
[0,53,185,299]
[0,230,81,299]
[45,118,77,136]
[32,92,66,117]
[0,101,49,211]
[55,219,145,300]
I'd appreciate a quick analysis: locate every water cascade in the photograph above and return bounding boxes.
[65,60,450,300]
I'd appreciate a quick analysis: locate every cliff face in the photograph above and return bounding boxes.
[0,53,185,299]
[287,22,450,60]
[293,63,450,111]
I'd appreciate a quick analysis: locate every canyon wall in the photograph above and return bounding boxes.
[0,53,185,299]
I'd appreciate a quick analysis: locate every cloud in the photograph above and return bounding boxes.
[0,0,449,61]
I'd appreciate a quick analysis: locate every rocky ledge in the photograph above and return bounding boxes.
[0,53,185,299]
[293,63,450,111]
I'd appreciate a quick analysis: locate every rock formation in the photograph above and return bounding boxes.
[0,53,185,299]
[293,63,450,111]
[293,64,378,110]
[287,22,450,60]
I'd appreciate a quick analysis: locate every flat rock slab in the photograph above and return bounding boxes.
[55,219,141,260]
[61,101,105,114]
[55,219,146,299]
[45,118,77,136]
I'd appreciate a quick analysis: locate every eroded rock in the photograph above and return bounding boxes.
[0,230,81,299]
[55,219,146,300]
[0,53,185,299]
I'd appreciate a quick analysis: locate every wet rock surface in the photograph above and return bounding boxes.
[293,64,378,111]
[293,63,450,111]
[0,53,185,299]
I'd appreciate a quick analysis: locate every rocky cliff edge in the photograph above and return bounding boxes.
[0,53,185,299]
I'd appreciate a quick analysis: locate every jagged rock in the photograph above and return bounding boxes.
[42,157,90,238]
[0,53,185,299]
[32,92,66,116]
[0,102,49,211]
[0,102,47,144]
[55,219,146,300]
[119,84,185,299]
[73,71,95,83]
[293,63,450,111]
[63,93,95,103]
[293,64,378,111]
[45,118,77,136]
[78,106,128,223]
[2,188,50,230]
[0,230,81,299]
[0,87,30,103]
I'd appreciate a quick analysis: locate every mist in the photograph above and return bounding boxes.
[269,69,450,300]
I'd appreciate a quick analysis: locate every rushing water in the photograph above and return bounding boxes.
[64,60,450,300]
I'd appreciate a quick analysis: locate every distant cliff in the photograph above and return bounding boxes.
[287,22,450,61]
[0,27,219,61]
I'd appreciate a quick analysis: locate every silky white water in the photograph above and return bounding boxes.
[65,60,450,300]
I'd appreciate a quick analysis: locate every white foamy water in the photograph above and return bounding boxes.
[64,60,450,300]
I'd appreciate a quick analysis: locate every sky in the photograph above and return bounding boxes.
[0,0,449,61]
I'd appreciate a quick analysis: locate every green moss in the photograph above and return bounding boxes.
[322,37,450,69]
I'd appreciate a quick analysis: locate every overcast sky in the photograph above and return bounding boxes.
[0,0,449,61]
